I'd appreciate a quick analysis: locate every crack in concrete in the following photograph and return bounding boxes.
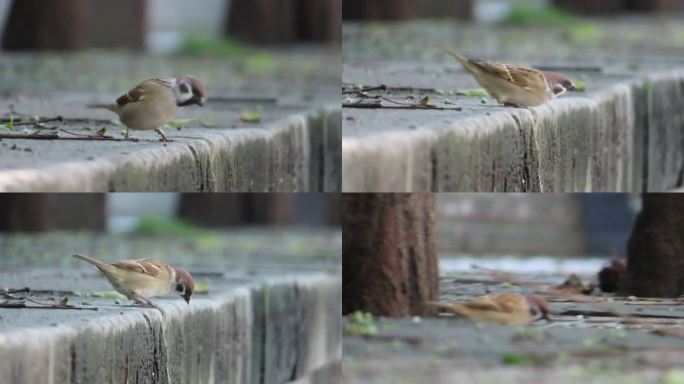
[511,114,531,193]
[184,143,208,192]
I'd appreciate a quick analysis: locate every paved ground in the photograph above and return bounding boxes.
[343,265,684,384]
[342,18,684,192]
[343,273,684,383]
[0,230,341,384]
[0,50,340,192]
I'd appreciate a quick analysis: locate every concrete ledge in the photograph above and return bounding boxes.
[0,105,340,192]
[342,70,684,192]
[0,274,341,384]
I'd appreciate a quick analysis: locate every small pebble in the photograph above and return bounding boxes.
[627,296,637,301]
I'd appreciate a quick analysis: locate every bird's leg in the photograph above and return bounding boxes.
[154,127,171,142]
[123,129,138,142]
[131,295,161,310]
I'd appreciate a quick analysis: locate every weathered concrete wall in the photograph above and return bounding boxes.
[0,274,340,384]
[342,71,684,192]
[0,105,340,192]
[0,231,341,384]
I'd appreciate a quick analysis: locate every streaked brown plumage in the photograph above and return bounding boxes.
[73,254,195,306]
[89,75,205,142]
[427,292,551,325]
[438,46,577,107]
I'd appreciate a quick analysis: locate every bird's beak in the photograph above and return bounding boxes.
[195,97,205,107]
[183,293,191,304]
[567,83,579,92]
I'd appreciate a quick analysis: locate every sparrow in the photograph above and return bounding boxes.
[89,75,206,142]
[73,254,195,306]
[438,46,577,107]
[426,292,551,325]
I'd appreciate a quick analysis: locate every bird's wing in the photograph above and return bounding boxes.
[468,60,547,91]
[110,258,164,277]
[116,85,146,106]
[116,79,173,106]
[489,293,528,314]
[461,295,505,312]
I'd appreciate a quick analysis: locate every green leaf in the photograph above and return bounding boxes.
[89,291,127,300]
[455,88,489,97]
[165,118,195,130]
[502,352,524,365]
[240,110,262,123]
[345,311,378,336]
[419,96,431,107]
[194,282,210,294]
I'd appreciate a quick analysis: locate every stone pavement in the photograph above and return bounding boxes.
[0,50,340,192]
[0,230,341,384]
[343,267,684,384]
[342,18,684,192]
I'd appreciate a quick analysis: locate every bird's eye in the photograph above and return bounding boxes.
[178,83,190,94]
[176,284,185,294]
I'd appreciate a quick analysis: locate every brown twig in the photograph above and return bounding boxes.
[342,84,388,95]
[0,131,135,141]
[4,287,31,295]
[0,298,98,311]
[343,96,462,111]
[0,116,63,126]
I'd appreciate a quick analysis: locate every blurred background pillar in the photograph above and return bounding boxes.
[90,0,146,49]
[178,194,294,226]
[298,0,342,43]
[2,0,91,50]
[342,193,438,316]
[624,194,684,297]
[2,0,146,50]
[553,0,623,14]
[0,194,106,231]
[554,0,683,14]
[343,0,473,20]
[226,0,341,44]
[625,0,683,11]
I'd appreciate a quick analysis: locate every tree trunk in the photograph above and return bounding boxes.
[342,193,438,316]
[623,194,684,297]
[2,0,91,50]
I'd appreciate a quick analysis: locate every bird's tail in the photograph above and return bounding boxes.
[425,301,468,316]
[73,254,108,269]
[87,103,118,112]
[436,45,471,69]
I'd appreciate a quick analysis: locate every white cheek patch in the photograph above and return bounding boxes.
[175,86,194,103]
[551,84,567,97]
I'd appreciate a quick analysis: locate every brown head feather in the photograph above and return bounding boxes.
[173,267,195,303]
